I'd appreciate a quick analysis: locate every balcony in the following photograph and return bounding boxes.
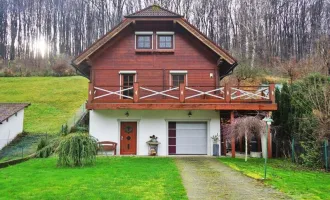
[86,83,277,111]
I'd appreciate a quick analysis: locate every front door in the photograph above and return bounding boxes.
[120,122,137,155]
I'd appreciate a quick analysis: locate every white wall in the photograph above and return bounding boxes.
[0,109,25,150]
[90,110,221,156]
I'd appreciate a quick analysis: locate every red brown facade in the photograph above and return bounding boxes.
[73,5,276,156]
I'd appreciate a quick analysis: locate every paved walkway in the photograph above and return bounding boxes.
[175,157,289,200]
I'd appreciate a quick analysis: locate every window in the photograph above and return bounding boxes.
[172,74,185,87]
[136,35,152,49]
[158,35,173,49]
[122,74,134,98]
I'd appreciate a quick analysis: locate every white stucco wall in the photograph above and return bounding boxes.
[90,110,221,156]
[0,109,25,150]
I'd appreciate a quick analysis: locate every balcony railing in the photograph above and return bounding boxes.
[89,83,275,104]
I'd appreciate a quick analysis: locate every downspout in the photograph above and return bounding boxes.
[163,68,165,98]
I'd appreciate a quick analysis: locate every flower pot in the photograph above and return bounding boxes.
[213,144,219,156]
[151,138,157,142]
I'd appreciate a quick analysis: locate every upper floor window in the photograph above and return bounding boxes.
[156,32,175,50]
[172,74,184,87]
[158,35,173,49]
[136,35,152,49]
[119,71,136,99]
[170,70,187,87]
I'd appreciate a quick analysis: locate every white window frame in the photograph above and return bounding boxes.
[135,32,153,49]
[156,31,175,50]
[169,70,188,88]
[119,71,137,99]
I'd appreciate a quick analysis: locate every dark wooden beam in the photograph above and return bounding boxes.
[86,102,277,111]
[217,57,224,66]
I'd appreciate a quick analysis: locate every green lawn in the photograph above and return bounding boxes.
[0,77,88,134]
[0,157,187,200]
[219,157,330,200]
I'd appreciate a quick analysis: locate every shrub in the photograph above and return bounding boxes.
[3,68,14,77]
[36,137,53,158]
[300,141,323,168]
[57,133,98,167]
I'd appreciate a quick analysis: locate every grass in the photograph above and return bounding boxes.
[219,157,330,200]
[0,77,88,134]
[0,157,187,200]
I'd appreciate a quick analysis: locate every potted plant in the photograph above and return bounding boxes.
[147,135,160,156]
[149,135,158,142]
[211,133,220,156]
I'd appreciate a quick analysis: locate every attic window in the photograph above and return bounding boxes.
[156,32,174,50]
[137,35,152,49]
[135,32,153,49]
[158,36,173,49]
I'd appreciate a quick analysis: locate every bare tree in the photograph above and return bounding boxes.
[224,116,265,161]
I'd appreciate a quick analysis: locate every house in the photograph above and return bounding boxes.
[72,5,277,156]
[0,103,30,150]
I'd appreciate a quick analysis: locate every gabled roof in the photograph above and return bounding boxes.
[72,5,238,78]
[0,103,30,123]
[125,5,182,18]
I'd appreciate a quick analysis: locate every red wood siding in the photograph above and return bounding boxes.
[91,21,218,92]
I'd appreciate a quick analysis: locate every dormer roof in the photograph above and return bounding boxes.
[125,5,182,18]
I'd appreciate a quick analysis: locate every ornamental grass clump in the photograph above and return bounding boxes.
[36,137,55,158]
[57,133,98,167]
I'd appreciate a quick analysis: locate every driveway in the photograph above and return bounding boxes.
[175,157,288,200]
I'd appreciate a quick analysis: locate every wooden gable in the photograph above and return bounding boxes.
[72,5,238,79]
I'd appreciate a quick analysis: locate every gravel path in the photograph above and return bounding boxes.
[175,157,289,200]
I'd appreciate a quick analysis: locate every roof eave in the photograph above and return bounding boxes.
[71,61,90,80]
[125,15,183,18]
[0,103,31,124]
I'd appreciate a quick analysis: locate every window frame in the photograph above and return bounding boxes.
[171,74,185,87]
[119,71,137,99]
[156,32,175,50]
[169,70,188,88]
[135,32,153,50]
[157,35,173,49]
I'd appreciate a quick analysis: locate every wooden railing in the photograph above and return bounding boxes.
[89,83,275,104]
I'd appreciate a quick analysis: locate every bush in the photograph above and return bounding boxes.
[57,133,98,167]
[300,141,323,168]
[36,137,53,158]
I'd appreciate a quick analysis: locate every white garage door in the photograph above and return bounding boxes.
[168,122,207,155]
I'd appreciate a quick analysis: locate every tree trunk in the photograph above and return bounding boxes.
[245,133,248,162]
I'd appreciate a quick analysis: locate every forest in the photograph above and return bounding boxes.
[0,0,329,77]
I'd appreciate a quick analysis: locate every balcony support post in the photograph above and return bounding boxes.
[180,83,185,103]
[224,84,231,103]
[88,82,94,103]
[231,111,236,158]
[269,83,275,103]
[133,82,139,103]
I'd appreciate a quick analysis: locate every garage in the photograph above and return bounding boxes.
[168,122,207,155]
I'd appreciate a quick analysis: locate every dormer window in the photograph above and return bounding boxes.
[135,32,153,49]
[156,32,175,50]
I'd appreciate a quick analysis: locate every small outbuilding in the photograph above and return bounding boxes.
[0,103,30,150]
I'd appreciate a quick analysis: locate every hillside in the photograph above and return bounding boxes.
[0,77,88,134]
